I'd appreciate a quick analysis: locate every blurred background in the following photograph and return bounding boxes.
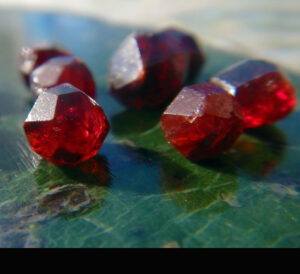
[0,0,299,73]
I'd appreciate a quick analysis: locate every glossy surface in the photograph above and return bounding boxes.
[30,56,96,99]
[161,82,244,160]
[158,28,205,81]
[0,11,300,248]
[23,84,109,166]
[18,44,72,85]
[109,28,204,109]
[211,60,297,128]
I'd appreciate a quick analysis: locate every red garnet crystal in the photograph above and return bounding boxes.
[18,44,72,85]
[157,28,205,81]
[23,84,109,166]
[108,28,204,109]
[30,56,96,99]
[161,82,244,161]
[211,60,297,128]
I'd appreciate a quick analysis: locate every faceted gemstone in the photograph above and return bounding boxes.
[30,56,96,99]
[23,84,109,166]
[157,28,205,81]
[161,82,244,161]
[18,44,72,85]
[211,59,297,128]
[108,28,204,109]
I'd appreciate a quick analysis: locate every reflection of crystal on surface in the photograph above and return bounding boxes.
[158,157,238,213]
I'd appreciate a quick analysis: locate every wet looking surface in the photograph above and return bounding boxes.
[0,10,299,247]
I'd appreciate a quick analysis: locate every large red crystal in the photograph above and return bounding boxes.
[18,44,72,85]
[30,56,96,99]
[23,84,109,166]
[108,28,204,109]
[211,60,297,128]
[161,82,244,161]
[157,28,205,81]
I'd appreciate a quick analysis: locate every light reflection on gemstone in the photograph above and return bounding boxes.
[18,44,72,85]
[211,59,297,128]
[23,84,109,166]
[108,28,205,109]
[109,35,144,90]
[161,82,244,161]
[29,56,96,99]
[26,92,57,122]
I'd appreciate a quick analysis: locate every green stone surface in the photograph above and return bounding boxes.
[0,10,299,247]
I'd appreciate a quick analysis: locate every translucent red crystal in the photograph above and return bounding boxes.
[158,28,205,81]
[161,82,244,161]
[23,84,109,166]
[18,44,71,85]
[30,56,96,99]
[211,60,297,128]
[108,28,204,109]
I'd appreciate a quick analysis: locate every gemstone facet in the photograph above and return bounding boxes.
[108,28,204,109]
[23,84,109,166]
[18,44,72,85]
[30,56,96,99]
[158,28,205,82]
[211,60,297,128]
[161,82,244,161]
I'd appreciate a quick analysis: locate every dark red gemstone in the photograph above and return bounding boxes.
[30,56,96,99]
[157,28,205,81]
[23,84,109,166]
[211,60,297,128]
[161,82,244,161]
[108,28,204,109]
[18,44,71,85]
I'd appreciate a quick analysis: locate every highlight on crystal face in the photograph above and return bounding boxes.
[108,28,205,109]
[29,56,96,99]
[18,44,72,85]
[23,83,110,166]
[161,82,244,161]
[211,59,297,128]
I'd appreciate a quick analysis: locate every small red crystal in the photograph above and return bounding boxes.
[30,56,96,99]
[108,28,204,109]
[211,60,297,128]
[18,44,71,85]
[23,84,109,166]
[161,82,244,161]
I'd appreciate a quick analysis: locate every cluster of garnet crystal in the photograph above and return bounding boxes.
[19,44,109,166]
[19,28,297,167]
[161,60,297,161]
